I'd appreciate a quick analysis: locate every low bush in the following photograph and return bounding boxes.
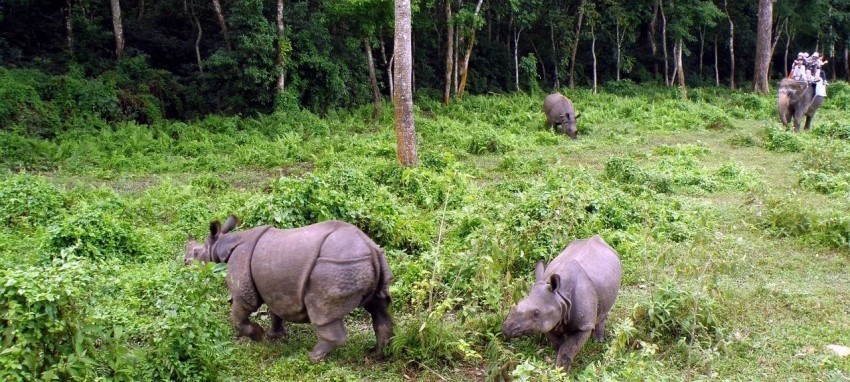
[0,174,65,228]
[631,280,722,346]
[45,200,150,262]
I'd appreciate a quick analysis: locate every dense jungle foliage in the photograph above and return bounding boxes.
[1,80,849,380]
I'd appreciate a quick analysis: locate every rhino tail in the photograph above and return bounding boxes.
[375,248,393,300]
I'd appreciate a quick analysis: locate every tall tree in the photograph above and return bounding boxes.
[394,0,417,166]
[110,0,125,59]
[186,0,203,73]
[457,0,485,98]
[213,0,232,51]
[365,37,382,120]
[753,0,772,94]
[724,0,735,89]
[568,0,585,89]
[275,0,286,94]
[62,0,73,54]
[444,0,454,104]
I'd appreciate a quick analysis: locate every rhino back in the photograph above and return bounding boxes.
[543,93,574,124]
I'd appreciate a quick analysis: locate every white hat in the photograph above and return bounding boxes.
[813,52,820,57]
[803,52,810,58]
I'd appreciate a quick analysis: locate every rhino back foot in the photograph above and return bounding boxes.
[593,318,607,342]
[267,313,288,341]
[232,302,263,341]
[309,320,348,363]
[365,295,393,358]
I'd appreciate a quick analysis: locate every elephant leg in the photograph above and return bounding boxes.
[593,314,608,341]
[231,302,263,341]
[267,313,287,340]
[309,320,348,363]
[804,114,814,130]
[364,296,393,358]
[793,110,805,132]
[555,330,592,371]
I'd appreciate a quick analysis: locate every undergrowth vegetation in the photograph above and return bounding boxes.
[2,83,849,381]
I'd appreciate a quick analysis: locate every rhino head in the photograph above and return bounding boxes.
[560,113,581,139]
[502,262,571,338]
[184,215,239,265]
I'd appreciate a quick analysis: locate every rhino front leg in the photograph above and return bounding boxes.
[555,330,592,371]
[231,302,263,341]
[309,320,348,363]
[267,313,288,340]
[593,314,608,341]
[365,296,393,358]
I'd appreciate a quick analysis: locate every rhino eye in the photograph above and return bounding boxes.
[533,309,540,319]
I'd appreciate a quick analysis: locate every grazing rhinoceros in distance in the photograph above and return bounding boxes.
[185,215,393,363]
[502,235,622,370]
[543,93,581,139]
[777,78,824,132]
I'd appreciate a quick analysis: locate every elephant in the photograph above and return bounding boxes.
[777,78,825,132]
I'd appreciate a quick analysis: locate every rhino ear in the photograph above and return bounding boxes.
[222,215,239,234]
[575,113,582,120]
[549,274,561,292]
[534,261,545,281]
[210,220,222,239]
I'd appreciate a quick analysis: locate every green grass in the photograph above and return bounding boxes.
[2,84,850,381]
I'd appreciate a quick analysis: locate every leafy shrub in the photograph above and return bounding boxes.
[0,258,104,380]
[0,69,60,137]
[727,132,758,147]
[800,140,850,174]
[763,126,802,152]
[45,200,149,261]
[798,170,850,194]
[814,121,850,140]
[467,129,511,154]
[0,174,64,228]
[631,281,722,345]
[758,197,815,238]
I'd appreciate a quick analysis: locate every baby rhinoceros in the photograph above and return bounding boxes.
[543,92,581,139]
[185,215,393,363]
[502,235,621,370]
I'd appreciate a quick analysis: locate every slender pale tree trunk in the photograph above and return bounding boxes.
[649,1,659,79]
[675,39,686,98]
[186,0,203,73]
[514,27,522,91]
[660,0,669,86]
[615,19,622,81]
[276,0,286,93]
[568,0,585,89]
[394,0,417,167]
[213,0,232,51]
[715,36,720,86]
[110,0,124,59]
[699,27,705,76]
[844,44,848,81]
[62,0,74,54]
[380,34,393,95]
[784,24,792,77]
[457,0,484,98]
[725,0,735,89]
[591,23,597,94]
[769,17,786,77]
[753,0,772,94]
[365,37,382,120]
[550,18,560,88]
[443,0,454,104]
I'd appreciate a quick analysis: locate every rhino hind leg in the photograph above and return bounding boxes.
[593,315,608,342]
[267,313,288,340]
[364,296,393,359]
[309,320,348,363]
[231,302,263,341]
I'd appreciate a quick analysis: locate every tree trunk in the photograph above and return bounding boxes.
[784,24,791,77]
[388,53,395,96]
[725,0,735,89]
[591,23,597,94]
[443,0,454,105]
[186,0,203,73]
[550,17,560,89]
[532,41,547,86]
[660,0,669,86]
[380,34,393,95]
[649,1,659,79]
[715,36,720,86]
[769,17,786,77]
[62,0,74,54]
[457,0,485,98]
[138,0,144,19]
[110,0,124,59]
[514,27,521,91]
[568,0,585,89]
[365,37,382,120]
[615,19,621,81]
[394,0,417,167]
[699,27,704,77]
[676,39,686,98]
[213,0,232,51]
[752,0,772,94]
[845,44,849,81]
[276,0,286,93]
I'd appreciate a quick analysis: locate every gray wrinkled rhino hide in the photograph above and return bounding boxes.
[543,93,580,139]
[502,235,621,370]
[185,215,393,363]
[777,78,824,132]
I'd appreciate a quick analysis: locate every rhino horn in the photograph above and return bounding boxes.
[222,215,239,234]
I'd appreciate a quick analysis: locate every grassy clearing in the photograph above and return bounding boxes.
[1,84,850,381]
